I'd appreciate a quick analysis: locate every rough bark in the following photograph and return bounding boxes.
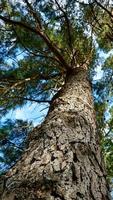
[0,68,111,200]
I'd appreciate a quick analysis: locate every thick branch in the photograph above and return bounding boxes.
[0,15,37,33]
[94,0,113,18]
[0,16,70,70]
[12,26,61,63]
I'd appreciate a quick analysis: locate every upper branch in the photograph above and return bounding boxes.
[12,26,60,63]
[94,0,113,18]
[0,16,70,71]
[24,0,42,29]
[54,0,73,51]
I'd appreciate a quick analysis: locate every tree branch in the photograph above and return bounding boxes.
[24,0,42,29]
[94,0,113,18]
[0,72,62,84]
[0,15,70,71]
[12,96,52,104]
[54,0,73,51]
[12,26,61,63]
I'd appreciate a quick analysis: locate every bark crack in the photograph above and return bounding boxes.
[51,190,65,200]
[71,163,78,184]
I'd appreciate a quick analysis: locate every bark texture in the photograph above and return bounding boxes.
[0,69,111,200]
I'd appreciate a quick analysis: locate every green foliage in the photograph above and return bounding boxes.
[101,137,113,186]
[93,67,113,183]
[0,119,33,173]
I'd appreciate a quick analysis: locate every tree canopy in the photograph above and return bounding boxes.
[0,0,113,184]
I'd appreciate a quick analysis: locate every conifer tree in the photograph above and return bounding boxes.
[0,0,113,199]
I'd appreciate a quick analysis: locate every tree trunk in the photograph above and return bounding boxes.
[0,68,111,200]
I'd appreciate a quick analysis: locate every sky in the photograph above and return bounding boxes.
[1,102,49,127]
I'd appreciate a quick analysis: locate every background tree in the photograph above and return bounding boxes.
[0,119,33,174]
[0,0,113,199]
